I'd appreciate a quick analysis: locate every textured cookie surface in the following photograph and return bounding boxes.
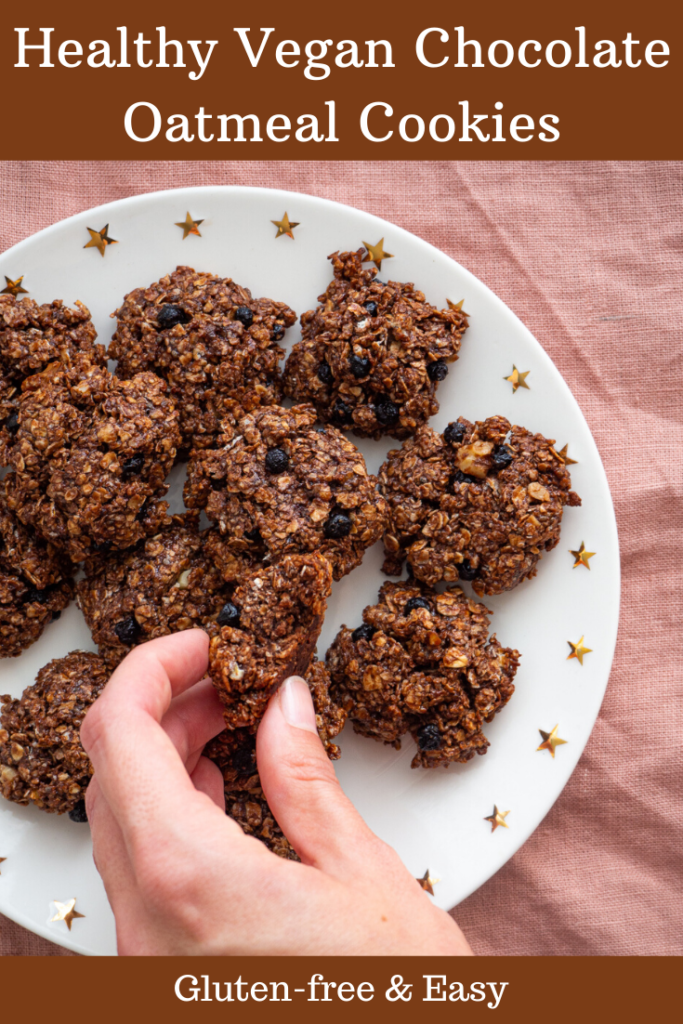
[0,651,108,813]
[0,295,104,465]
[110,265,296,453]
[184,402,387,581]
[327,579,520,768]
[77,512,247,667]
[204,659,345,859]
[208,553,333,730]
[6,358,180,561]
[283,249,467,439]
[380,415,581,595]
[0,489,73,657]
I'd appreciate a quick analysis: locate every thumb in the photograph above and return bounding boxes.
[256,675,378,874]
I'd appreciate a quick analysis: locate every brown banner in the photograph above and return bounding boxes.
[0,0,680,159]
[0,954,676,1021]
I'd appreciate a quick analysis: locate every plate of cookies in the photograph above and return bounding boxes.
[0,186,620,954]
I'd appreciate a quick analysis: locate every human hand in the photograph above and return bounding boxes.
[81,629,472,956]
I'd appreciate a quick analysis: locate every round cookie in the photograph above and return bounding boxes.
[0,489,73,658]
[5,358,180,562]
[282,249,467,439]
[0,295,105,465]
[380,415,582,596]
[204,658,345,859]
[184,403,388,581]
[0,651,109,814]
[110,265,297,453]
[76,512,251,668]
[327,579,520,769]
[208,553,333,730]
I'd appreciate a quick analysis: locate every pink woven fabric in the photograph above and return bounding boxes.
[0,161,681,957]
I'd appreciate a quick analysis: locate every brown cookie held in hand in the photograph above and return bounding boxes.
[204,658,346,860]
[208,553,332,731]
[327,579,520,769]
[0,651,109,814]
[76,512,251,668]
[110,266,297,454]
[380,415,582,595]
[184,403,388,581]
[0,295,105,466]
[282,249,468,439]
[0,488,73,658]
[5,358,180,562]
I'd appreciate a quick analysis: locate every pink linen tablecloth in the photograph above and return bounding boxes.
[0,160,681,957]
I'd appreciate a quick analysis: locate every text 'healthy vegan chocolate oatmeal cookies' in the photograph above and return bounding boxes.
[208,553,332,731]
[327,580,520,769]
[110,265,297,454]
[76,512,248,668]
[205,660,345,860]
[5,358,181,562]
[0,295,105,466]
[380,415,581,596]
[283,249,468,439]
[0,490,73,657]
[185,402,388,581]
[0,651,109,816]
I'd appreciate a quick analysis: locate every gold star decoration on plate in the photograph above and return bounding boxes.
[50,898,85,931]
[2,275,28,297]
[567,636,592,665]
[416,869,440,895]
[570,542,596,570]
[271,212,299,240]
[175,212,204,239]
[484,805,510,832]
[362,238,394,270]
[84,225,118,257]
[556,443,578,466]
[447,297,469,316]
[537,725,568,758]
[504,365,530,393]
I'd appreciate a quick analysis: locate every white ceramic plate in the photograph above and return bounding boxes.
[0,186,619,955]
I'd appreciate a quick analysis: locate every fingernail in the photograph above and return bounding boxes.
[279,676,318,734]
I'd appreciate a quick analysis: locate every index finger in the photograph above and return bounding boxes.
[81,630,225,845]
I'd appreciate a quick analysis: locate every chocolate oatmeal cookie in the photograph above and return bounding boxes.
[206,726,298,859]
[380,415,582,596]
[184,403,387,581]
[5,358,180,562]
[205,659,345,859]
[0,489,73,657]
[0,295,105,465]
[77,512,252,667]
[0,651,108,814]
[282,249,467,439]
[327,579,520,769]
[110,265,297,453]
[208,553,333,730]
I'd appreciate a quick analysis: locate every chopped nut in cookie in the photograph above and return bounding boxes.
[379,415,581,595]
[327,579,520,769]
